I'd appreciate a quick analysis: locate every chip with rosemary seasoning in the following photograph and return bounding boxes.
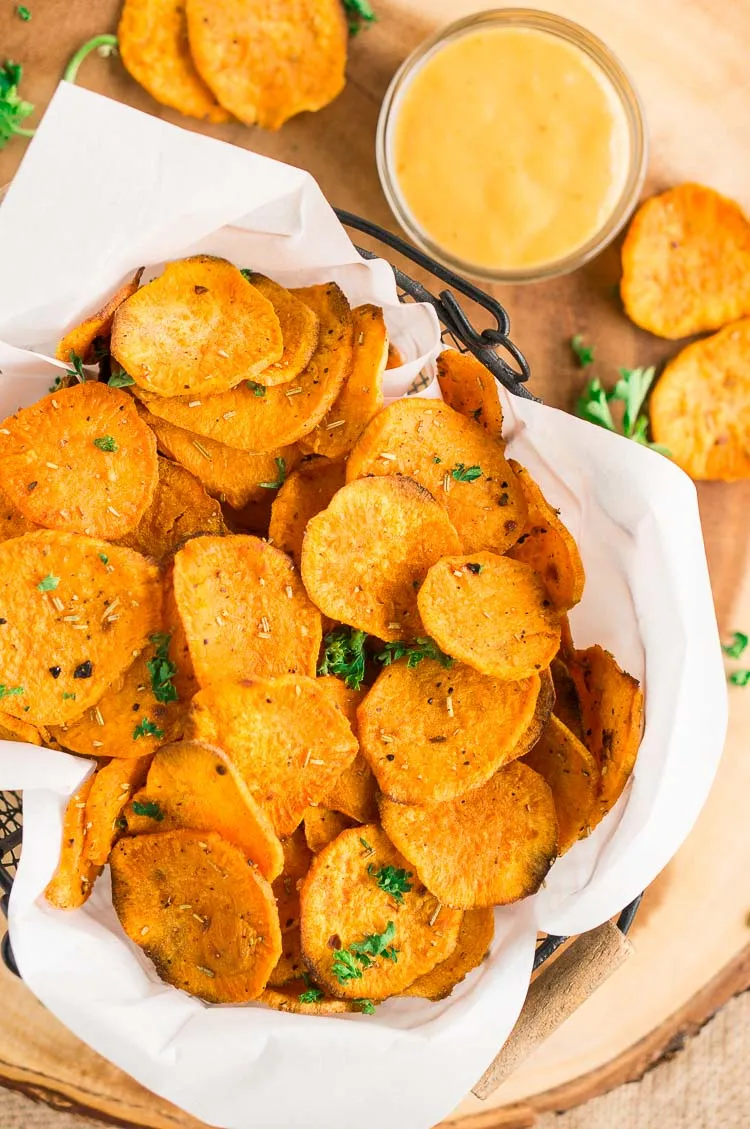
[269,456,345,568]
[82,756,153,868]
[56,268,143,365]
[45,776,103,910]
[117,457,225,561]
[522,715,599,854]
[436,349,504,440]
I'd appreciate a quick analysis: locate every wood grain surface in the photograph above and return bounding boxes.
[1,1,749,1126]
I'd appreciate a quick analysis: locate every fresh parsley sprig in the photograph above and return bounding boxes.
[132,717,164,741]
[132,799,164,821]
[318,626,368,689]
[93,435,118,452]
[147,633,178,704]
[368,864,413,904]
[331,922,398,984]
[342,0,376,35]
[63,35,118,84]
[0,61,34,151]
[576,366,669,454]
[570,335,594,367]
[376,636,453,671]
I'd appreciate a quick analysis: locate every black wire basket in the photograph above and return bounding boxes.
[0,211,640,981]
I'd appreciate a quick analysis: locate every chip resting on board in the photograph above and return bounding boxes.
[117,457,225,559]
[436,349,504,440]
[45,776,102,909]
[269,457,345,567]
[56,269,144,364]
[401,907,494,1000]
[110,830,281,1002]
[523,714,599,854]
[82,755,153,867]
[245,274,320,386]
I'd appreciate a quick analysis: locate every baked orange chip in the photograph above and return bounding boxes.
[358,658,548,804]
[523,715,599,854]
[110,830,281,1003]
[301,476,461,641]
[387,343,404,369]
[346,398,526,553]
[551,656,584,741]
[273,826,313,935]
[0,712,47,746]
[83,756,153,868]
[118,0,230,122]
[0,485,39,543]
[136,282,353,452]
[173,534,322,685]
[315,677,376,823]
[185,0,348,129]
[112,256,283,397]
[401,908,494,1000]
[436,350,504,440]
[56,269,144,364]
[380,762,558,909]
[246,275,320,386]
[0,383,158,540]
[0,531,161,726]
[649,320,750,480]
[269,457,345,567]
[300,824,463,1000]
[259,980,357,1015]
[299,304,388,460]
[45,776,101,909]
[304,807,355,853]
[418,553,561,680]
[620,183,750,339]
[188,676,359,838]
[507,460,585,610]
[118,457,225,560]
[163,566,199,703]
[267,928,306,987]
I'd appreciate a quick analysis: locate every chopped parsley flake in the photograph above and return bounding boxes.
[0,685,24,699]
[368,864,413,903]
[318,626,368,689]
[16,7,32,21]
[98,553,109,565]
[133,717,164,740]
[376,637,453,670]
[723,631,749,660]
[62,691,76,701]
[132,799,164,821]
[359,836,372,852]
[729,670,750,687]
[451,463,482,482]
[147,633,178,704]
[332,922,398,984]
[37,574,59,592]
[354,998,376,1014]
[298,986,324,1003]
[246,380,266,397]
[93,435,118,452]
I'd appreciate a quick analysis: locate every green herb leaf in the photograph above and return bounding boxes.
[98,553,109,565]
[433,456,442,464]
[132,717,164,740]
[63,34,118,84]
[723,632,749,660]
[354,998,376,1014]
[368,864,413,904]
[132,799,164,821]
[299,986,325,1003]
[37,574,59,592]
[62,691,76,701]
[729,669,750,687]
[65,352,87,383]
[246,380,266,397]
[318,626,368,689]
[570,335,594,367]
[610,366,657,437]
[331,922,398,984]
[342,0,376,35]
[108,368,135,389]
[0,61,35,151]
[16,7,32,22]
[0,685,24,699]
[147,633,178,704]
[451,463,482,483]
[575,377,616,431]
[331,948,364,983]
[376,636,453,671]
[258,456,286,490]
[93,435,118,452]
[240,269,253,281]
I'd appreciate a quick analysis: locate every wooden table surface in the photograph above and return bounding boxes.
[1,1,750,1126]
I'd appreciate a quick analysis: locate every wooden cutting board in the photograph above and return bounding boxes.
[1,1,750,1126]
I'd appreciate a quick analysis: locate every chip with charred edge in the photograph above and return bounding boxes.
[300,824,463,1000]
[112,256,283,397]
[358,658,548,804]
[418,553,561,681]
[304,807,355,853]
[401,908,494,1000]
[173,534,322,686]
[45,775,102,909]
[267,927,306,986]
[0,531,161,727]
[0,383,158,540]
[187,676,359,838]
[110,830,281,1002]
[83,756,153,867]
[259,979,358,1015]
[522,715,599,854]
[436,350,504,440]
[185,0,348,130]
[649,320,750,480]
[124,740,284,880]
[346,398,526,553]
[301,475,461,641]
[380,762,558,909]
[273,826,313,935]
[269,457,345,568]
[551,656,584,742]
[0,484,39,543]
[299,304,388,460]
[246,274,320,386]
[117,457,225,560]
[620,183,750,339]
[56,269,144,364]
[135,282,353,452]
[506,460,585,611]
[569,645,644,825]
[118,0,230,123]
[314,677,377,823]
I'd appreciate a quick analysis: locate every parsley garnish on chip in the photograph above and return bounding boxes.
[331,922,398,984]
[37,574,59,592]
[65,352,87,382]
[133,717,164,741]
[298,985,324,1003]
[0,685,24,699]
[318,626,368,689]
[246,380,266,397]
[132,799,164,821]
[93,435,118,452]
[376,636,453,671]
[147,633,178,704]
[368,864,413,904]
[450,463,482,483]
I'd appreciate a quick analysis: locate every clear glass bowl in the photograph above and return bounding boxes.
[376,8,648,283]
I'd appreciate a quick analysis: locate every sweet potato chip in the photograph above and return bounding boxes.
[45,775,101,909]
[0,531,161,726]
[358,658,548,804]
[125,740,284,880]
[245,275,320,386]
[269,457,345,567]
[118,0,230,122]
[173,534,322,685]
[110,829,281,1002]
[551,657,584,741]
[188,676,359,837]
[507,460,585,610]
[418,553,561,680]
[620,183,750,339]
[163,566,199,703]
[259,979,357,1015]
[300,475,461,641]
[135,282,353,452]
[0,383,158,539]
[267,928,306,987]
[314,677,377,822]
[0,485,39,542]
[185,0,348,130]
[0,711,48,745]
[83,756,153,867]
[522,715,599,854]
[304,807,355,853]
[387,343,404,369]
[401,908,494,1000]
[300,824,462,999]
[436,350,504,440]
[649,320,750,480]
[56,270,144,364]
[346,398,526,553]
[380,762,558,909]
[117,457,224,560]
[299,304,387,460]
[273,827,313,934]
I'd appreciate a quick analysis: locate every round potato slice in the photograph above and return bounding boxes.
[436,350,504,441]
[117,457,225,560]
[357,658,548,804]
[301,476,462,641]
[246,275,320,386]
[173,534,322,686]
[418,553,561,680]
[258,979,357,1015]
[111,256,283,397]
[401,908,495,1000]
[523,715,599,854]
[118,0,230,123]
[346,398,526,553]
[380,763,558,909]
[300,824,463,1000]
[110,830,281,1003]
[56,269,144,364]
[269,457,345,568]
[0,383,158,540]
[187,676,359,838]
[0,531,161,726]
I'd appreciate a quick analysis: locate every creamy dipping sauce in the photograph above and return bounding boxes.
[392,25,631,273]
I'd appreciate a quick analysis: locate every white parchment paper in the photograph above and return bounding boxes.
[0,85,728,1129]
